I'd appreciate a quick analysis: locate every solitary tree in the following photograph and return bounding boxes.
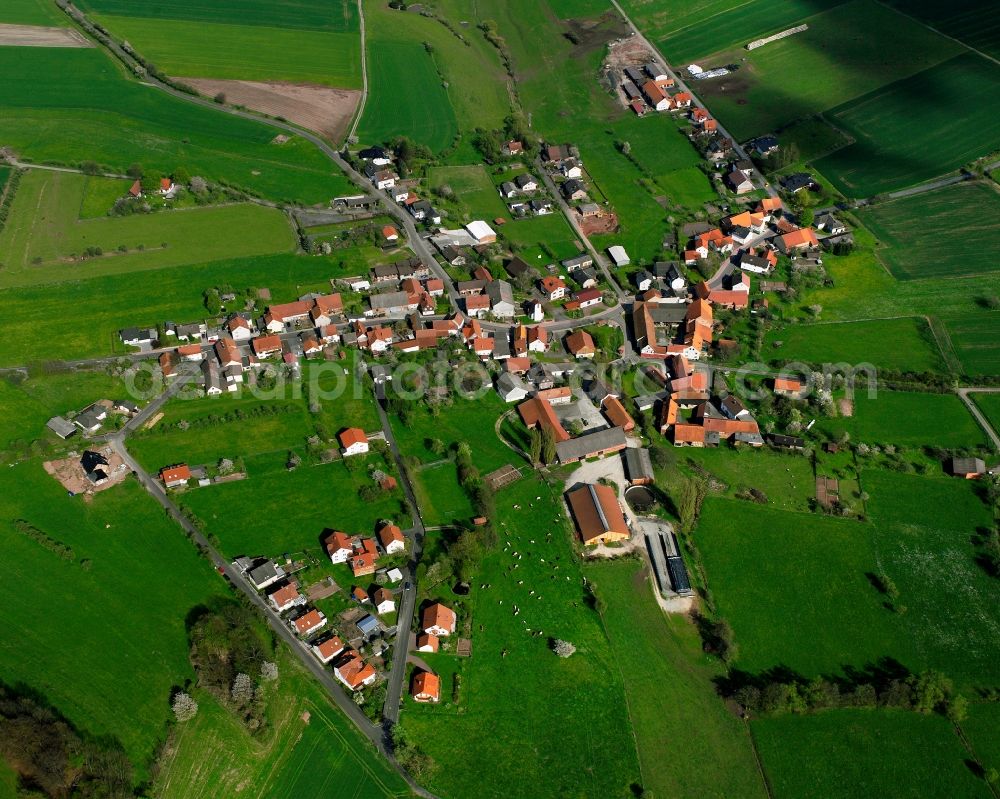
[260,661,279,683]
[552,639,576,658]
[172,692,199,722]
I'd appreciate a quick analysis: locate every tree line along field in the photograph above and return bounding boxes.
[696,469,1000,691]
[882,0,1000,62]
[694,0,962,141]
[0,48,352,205]
[752,709,990,799]
[763,317,945,374]
[814,53,1000,197]
[0,171,297,288]
[856,182,1000,281]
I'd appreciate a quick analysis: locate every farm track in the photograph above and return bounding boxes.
[956,388,1000,452]
[346,0,367,142]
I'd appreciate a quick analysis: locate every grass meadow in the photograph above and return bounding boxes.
[0,464,223,773]
[753,709,989,799]
[0,48,351,204]
[0,170,296,287]
[763,317,944,373]
[963,703,1000,777]
[0,0,69,25]
[696,0,961,141]
[815,53,1000,197]
[90,15,362,88]
[815,390,984,448]
[412,461,476,528]
[359,41,458,152]
[857,182,1000,280]
[155,652,410,799]
[697,499,909,678]
[971,392,1000,434]
[427,164,510,221]
[588,559,767,798]
[400,476,643,799]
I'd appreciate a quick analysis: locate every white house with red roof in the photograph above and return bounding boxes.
[312,635,345,664]
[291,608,327,637]
[421,602,457,636]
[334,650,377,691]
[338,428,369,457]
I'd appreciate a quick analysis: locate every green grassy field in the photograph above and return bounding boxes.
[0,463,223,772]
[971,392,1000,435]
[156,653,410,799]
[753,709,989,799]
[181,452,403,557]
[815,53,1000,197]
[637,0,850,64]
[0,170,295,287]
[857,182,1000,280]
[91,15,362,88]
[863,470,1000,689]
[0,48,351,204]
[503,213,583,262]
[963,703,1000,777]
[0,367,128,450]
[401,476,642,799]
[696,0,961,141]
[79,0,359,30]
[427,165,510,221]
[413,461,476,527]
[78,174,130,218]
[0,0,70,25]
[815,390,984,448]
[764,317,944,373]
[588,559,767,798]
[882,0,1000,61]
[697,498,910,678]
[0,250,372,367]
[359,40,458,152]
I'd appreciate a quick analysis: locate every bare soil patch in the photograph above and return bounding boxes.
[0,24,91,47]
[44,446,129,495]
[183,79,361,141]
[838,398,854,417]
[579,210,619,236]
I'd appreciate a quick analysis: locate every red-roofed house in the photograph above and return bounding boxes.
[773,376,805,398]
[251,335,282,358]
[339,427,369,456]
[292,609,327,637]
[416,633,439,653]
[411,670,441,703]
[312,636,345,664]
[334,650,377,690]
[268,582,305,613]
[565,330,596,359]
[325,531,354,564]
[421,602,457,636]
[540,276,567,301]
[377,523,405,554]
[518,397,570,443]
[159,464,191,488]
[776,228,819,254]
[383,225,399,242]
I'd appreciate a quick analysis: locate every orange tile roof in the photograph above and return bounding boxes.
[159,464,191,483]
[780,228,819,249]
[251,335,282,354]
[421,603,456,634]
[378,523,404,548]
[517,397,570,442]
[416,633,439,652]
[673,424,705,444]
[566,483,629,544]
[338,427,368,448]
[411,670,440,701]
[602,396,635,432]
[565,330,595,355]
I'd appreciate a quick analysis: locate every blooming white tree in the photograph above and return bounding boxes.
[172,692,198,722]
[231,673,254,706]
[552,639,576,658]
[260,661,279,683]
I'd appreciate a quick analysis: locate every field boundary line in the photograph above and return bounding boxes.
[871,0,1000,68]
[925,315,962,374]
[346,0,367,142]
[742,717,775,799]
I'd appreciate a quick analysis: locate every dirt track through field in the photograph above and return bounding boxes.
[0,24,91,47]
[183,78,361,141]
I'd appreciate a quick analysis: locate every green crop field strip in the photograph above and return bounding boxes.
[963,703,1000,775]
[753,709,989,799]
[857,182,1000,280]
[79,0,358,31]
[90,15,362,88]
[815,53,1000,197]
[882,0,1000,61]
[588,559,767,798]
[359,40,458,153]
[815,390,984,448]
[0,0,70,25]
[401,476,642,799]
[0,463,222,771]
[764,317,945,373]
[0,48,352,204]
[971,392,1000,434]
[0,170,296,287]
[696,0,961,141]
